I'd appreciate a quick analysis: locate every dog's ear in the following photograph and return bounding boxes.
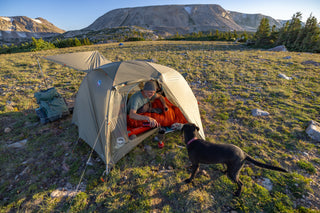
[191,123,200,131]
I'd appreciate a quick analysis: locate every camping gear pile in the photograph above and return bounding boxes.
[39,51,205,173]
[34,87,69,124]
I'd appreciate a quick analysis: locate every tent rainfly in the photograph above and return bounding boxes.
[44,53,204,172]
[43,51,111,72]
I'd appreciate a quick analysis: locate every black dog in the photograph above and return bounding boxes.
[182,123,288,196]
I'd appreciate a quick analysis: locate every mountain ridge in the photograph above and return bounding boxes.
[83,4,286,34]
[0,16,65,44]
[1,5,288,44]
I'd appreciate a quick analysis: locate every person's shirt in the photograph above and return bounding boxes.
[127,91,154,114]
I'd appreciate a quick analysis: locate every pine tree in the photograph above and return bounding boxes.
[254,17,271,47]
[239,31,249,42]
[232,30,238,40]
[276,21,289,46]
[74,38,81,46]
[286,12,302,50]
[214,29,220,40]
[299,14,320,52]
[269,25,278,45]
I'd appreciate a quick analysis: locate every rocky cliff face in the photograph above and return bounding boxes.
[228,11,284,32]
[84,4,285,34]
[0,16,65,44]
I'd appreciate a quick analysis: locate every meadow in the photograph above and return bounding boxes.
[1,41,320,212]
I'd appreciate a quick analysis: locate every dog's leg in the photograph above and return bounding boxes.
[185,163,199,183]
[227,162,244,197]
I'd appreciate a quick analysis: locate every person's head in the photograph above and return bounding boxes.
[143,81,156,99]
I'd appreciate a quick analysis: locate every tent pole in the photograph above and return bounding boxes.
[104,88,115,175]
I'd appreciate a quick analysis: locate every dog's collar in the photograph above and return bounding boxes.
[187,137,197,146]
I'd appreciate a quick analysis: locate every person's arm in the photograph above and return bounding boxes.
[129,109,159,127]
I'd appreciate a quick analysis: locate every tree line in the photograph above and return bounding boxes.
[0,37,92,54]
[254,12,320,53]
[168,30,252,42]
[169,12,320,53]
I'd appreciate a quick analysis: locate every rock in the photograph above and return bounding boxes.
[85,169,95,176]
[278,73,292,80]
[252,109,270,116]
[7,139,27,148]
[50,188,78,198]
[144,145,152,153]
[4,127,11,133]
[301,60,320,66]
[306,120,320,142]
[268,45,287,52]
[283,56,292,59]
[86,158,94,166]
[260,177,273,191]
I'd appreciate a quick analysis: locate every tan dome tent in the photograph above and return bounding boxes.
[44,53,204,172]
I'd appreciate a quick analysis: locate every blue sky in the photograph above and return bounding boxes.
[0,0,319,31]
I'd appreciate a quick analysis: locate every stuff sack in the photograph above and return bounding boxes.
[34,87,69,124]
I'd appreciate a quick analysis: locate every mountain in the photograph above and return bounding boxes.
[0,16,65,44]
[82,4,285,35]
[1,5,288,45]
[228,11,285,32]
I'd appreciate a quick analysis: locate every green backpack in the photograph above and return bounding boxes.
[34,87,69,124]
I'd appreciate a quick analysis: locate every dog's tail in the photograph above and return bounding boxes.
[245,155,288,173]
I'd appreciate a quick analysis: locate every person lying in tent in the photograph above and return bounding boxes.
[127,81,187,128]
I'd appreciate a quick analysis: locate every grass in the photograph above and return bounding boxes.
[1,41,320,212]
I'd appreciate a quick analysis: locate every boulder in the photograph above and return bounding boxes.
[252,109,270,116]
[278,73,292,80]
[306,120,320,142]
[268,45,287,52]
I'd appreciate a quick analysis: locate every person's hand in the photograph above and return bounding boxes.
[148,117,159,128]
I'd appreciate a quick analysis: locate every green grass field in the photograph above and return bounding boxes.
[1,41,320,212]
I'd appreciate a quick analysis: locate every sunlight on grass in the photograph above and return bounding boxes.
[1,41,320,212]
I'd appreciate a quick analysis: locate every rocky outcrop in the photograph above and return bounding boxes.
[0,16,65,44]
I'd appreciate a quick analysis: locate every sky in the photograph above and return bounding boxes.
[0,0,319,31]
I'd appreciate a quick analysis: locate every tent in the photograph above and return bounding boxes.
[43,51,111,72]
[44,53,204,172]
